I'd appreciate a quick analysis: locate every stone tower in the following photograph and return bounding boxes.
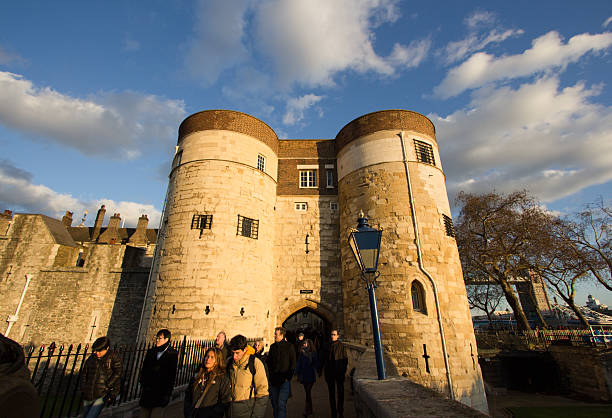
[336,110,487,412]
[142,110,279,340]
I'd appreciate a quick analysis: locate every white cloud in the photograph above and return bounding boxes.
[434,31,612,99]
[254,0,421,87]
[604,16,612,28]
[0,159,161,227]
[431,77,612,203]
[123,37,141,52]
[441,28,524,65]
[186,0,428,90]
[184,0,252,86]
[464,10,495,29]
[283,94,323,125]
[0,72,186,158]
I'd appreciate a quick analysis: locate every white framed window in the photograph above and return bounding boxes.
[257,154,265,172]
[326,169,334,188]
[299,170,317,188]
[294,202,308,211]
[330,202,338,211]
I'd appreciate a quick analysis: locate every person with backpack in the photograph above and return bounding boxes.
[79,336,122,418]
[295,339,318,417]
[266,327,296,418]
[184,347,231,418]
[227,335,268,418]
[139,329,179,417]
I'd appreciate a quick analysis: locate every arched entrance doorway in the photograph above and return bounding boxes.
[282,307,331,351]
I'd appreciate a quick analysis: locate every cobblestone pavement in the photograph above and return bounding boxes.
[164,376,356,418]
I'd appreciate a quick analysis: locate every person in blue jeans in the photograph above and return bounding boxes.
[266,327,296,418]
[79,336,122,418]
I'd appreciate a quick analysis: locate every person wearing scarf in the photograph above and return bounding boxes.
[295,339,318,417]
[184,347,231,418]
[139,329,179,417]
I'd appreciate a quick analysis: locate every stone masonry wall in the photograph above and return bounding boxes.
[337,123,487,413]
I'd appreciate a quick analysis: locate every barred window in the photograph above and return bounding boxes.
[299,170,317,188]
[443,214,455,238]
[237,215,259,239]
[257,154,265,172]
[411,281,427,314]
[414,139,435,166]
[191,214,213,230]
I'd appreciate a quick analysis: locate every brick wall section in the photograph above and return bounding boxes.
[178,109,279,154]
[277,139,337,196]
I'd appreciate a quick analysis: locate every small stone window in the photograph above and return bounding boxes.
[191,214,213,230]
[295,202,308,211]
[326,169,334,188]
[411,280,427,314]
[237,215,259,239]
[299,170,317,188]
[443,214,455,238]
[257,154,265,172]
[414,139,435,166]
[330,202,338,211]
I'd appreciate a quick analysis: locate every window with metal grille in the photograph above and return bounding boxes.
[414,139,435,166]
[411,280,427,314]
[237,215,259,239]
[257,154,265,172]
[299,170,317,188]
[443,214,455,237]
[191,214,213,230]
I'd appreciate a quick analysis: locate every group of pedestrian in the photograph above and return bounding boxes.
[75,326,348,418]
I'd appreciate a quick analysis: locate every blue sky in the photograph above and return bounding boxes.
[1,1,611,305]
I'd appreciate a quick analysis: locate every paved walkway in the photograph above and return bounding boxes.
[164,376,355,418]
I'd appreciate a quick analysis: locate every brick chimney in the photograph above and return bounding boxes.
[98,213,121,244]
[0,209,12,237]
[128,214,149,246]
[62,211,73,227]
[91,205,106,241]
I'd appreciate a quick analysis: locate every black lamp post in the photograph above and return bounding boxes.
[348,211,386,380]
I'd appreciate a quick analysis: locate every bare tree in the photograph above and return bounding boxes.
[563,198,611,292]
[455,191,548,330]
[466,283,504,322]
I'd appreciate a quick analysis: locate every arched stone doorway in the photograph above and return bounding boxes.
[279,300,335,350]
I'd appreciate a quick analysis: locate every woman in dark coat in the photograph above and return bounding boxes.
[184,347,231,418]
[295,339,318,417]
[139,329,179,417]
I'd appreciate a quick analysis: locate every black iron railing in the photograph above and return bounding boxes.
[25,337,222,418]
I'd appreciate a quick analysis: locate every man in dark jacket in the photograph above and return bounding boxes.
[0,334,39,418]
[80,336,122,418]
[266,327,296,418]
[139,329,179,417]
[321,329,348,418]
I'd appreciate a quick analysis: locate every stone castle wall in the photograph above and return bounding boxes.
[0,214,152,346]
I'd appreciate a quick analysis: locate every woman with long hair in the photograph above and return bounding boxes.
[295,339,318,417]
[184,347,231,418]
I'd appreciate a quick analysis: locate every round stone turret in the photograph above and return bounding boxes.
[336,110,487,412]
[144,110,279,340]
